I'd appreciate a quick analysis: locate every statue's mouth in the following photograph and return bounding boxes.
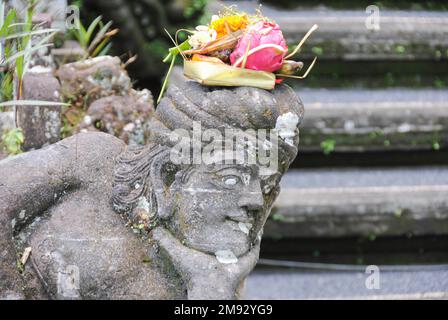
[225,212,255,224]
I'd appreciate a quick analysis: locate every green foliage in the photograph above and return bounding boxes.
[2,128,24,155]
[434,78,446,88]
[157,38,192,104]
[271,213,286,222]
[184,0,208,19]
[312,46,323,56]
[70,15,117,58]
[0,72,13,103]
[320,139,336,155]
[0,1,58,101]
[394,45,405,54]
[1,4,16,105]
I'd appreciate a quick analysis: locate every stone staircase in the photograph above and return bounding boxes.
[296,88,448,153]
[246,266,448,299]
[219,1,448,297]
[216,1,448,240]
[268,167,448,239]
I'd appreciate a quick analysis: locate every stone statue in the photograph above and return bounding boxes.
[0,81,304,299]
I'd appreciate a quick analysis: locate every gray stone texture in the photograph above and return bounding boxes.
[16,70,61,151]
[77,90,154,145]
[56,56,132,106]
[268,166,448,239]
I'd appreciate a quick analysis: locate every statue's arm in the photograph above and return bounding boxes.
[0,132,125,298]
[0,132,125,224]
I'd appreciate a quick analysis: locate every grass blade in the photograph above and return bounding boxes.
[86,15,102,44]
[5,28,59,40]
[87,20,112,54]
[0,100,70,107]
[2,43,53,65]
[0,8,17,37]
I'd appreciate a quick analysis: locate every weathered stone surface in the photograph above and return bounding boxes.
[246,268,448,300]
[77,89,154,145]
[28,13,54,69]
[10,0,67,31]
[0,81,304,299]
[0,112,14,134]
[296,88,448,153]
[16,69,61,151]
[0,112,16,159]
[56,56,132,105]
[267,167,448,239]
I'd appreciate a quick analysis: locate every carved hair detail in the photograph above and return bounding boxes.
[112,144,169,215]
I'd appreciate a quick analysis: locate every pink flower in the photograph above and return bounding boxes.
[230,21,288,72]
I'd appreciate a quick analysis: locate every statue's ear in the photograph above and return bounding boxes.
[149,154,181,220]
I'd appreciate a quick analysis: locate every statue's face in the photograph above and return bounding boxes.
[168,163,273,257]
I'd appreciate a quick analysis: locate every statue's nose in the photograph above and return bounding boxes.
[238,184,264,211]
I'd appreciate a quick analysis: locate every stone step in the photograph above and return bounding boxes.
[296,88,448,153]
[223,1,448,62]
[245,266,448,299]
[266,166,448,238]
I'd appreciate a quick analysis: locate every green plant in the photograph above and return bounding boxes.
[0,72,13,106]
[394,45,405,54]
[271,213,286,222]
[70,15,117,59]
[157,36,191,104]
[320,139,336,155]
[0,1,69,156]
[2,128,24,155]
[1,3,15,106]
[0,1,60,104]
[184,0,208,19]
[311,46,323,56]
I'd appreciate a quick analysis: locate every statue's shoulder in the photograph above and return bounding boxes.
[58,132,126,181]
[62,131,125,153]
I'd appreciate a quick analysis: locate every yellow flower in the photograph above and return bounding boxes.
[210,14,249,38]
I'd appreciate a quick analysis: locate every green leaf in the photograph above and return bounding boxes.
[16,55,24,81]
[85,15,103,44]
[0,8,17,37]
[87,20,112,54]
[76,17,88,48]
[1,73,13,101]
[320,139,336,155]
[2,43,53,65]
[271,213,286,222]
[2,128,24,155]
[163,39,191,63]
[5,28,59,40]
[90,36,110,57]
[98,42,112,57]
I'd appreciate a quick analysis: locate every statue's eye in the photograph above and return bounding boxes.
[222,175,241,187]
